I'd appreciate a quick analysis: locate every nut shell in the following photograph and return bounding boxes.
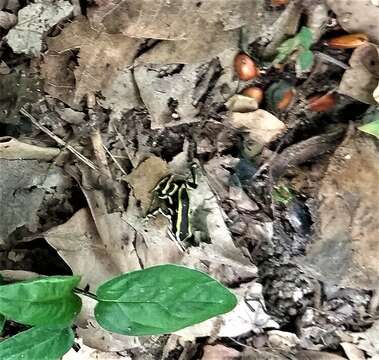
[242,87,264,104]
[326,33,368,49]
[234,53,259,81]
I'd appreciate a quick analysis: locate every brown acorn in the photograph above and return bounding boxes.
[234,53,259,81]
[326,33,368,49]
[308,93,336,112]
[241,87,264,104]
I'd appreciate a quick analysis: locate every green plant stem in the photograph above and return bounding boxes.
[74,287,97,300]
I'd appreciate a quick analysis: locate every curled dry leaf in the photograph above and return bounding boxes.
[338,43,379,104]
[0,137,59,160]
[229,109,286,145]
[326,0,379,44]
[6,0,73,55]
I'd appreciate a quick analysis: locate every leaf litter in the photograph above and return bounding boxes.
[1,0,379,359]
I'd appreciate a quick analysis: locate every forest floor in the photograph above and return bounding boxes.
[1,0,379,359]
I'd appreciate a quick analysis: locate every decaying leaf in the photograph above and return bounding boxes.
[305,134,379,288]
[327,0,379,44]
[6,0,73,55]
[229,109,286,145]
[0,160,71,244]
[338,43,379,104]
[267,330,300,350]
[45,18,141,106]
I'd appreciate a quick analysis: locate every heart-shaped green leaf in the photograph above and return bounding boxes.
[0,276,81,327]
[95,264,237,336]
[0,326,74,360]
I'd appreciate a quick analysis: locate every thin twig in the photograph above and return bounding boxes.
[20,107,101,172]
[102,143,128,176]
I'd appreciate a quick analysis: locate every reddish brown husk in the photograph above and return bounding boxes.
[242,87,264,104]
[271,0,289,5]
[326,33,368,49]
[234,53,259,81]
[308,93,336,112]
[277,89,294,110]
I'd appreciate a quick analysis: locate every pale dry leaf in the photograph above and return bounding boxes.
[341,342,366,360]
[374,81,379,103]
[46,18,141,106]
[63,339,131,360]
[338,43,379,104]
[229,110,286,145]
[0,10,16,29]
[327,0,379,44]
[267,330,300,350]
[44,208,141,289]
[126,156,169,213]
[0,136,59,160]
[134,63,207,129]
[6,0,73,55]
[201,344,240,360]
[296,350,346,360]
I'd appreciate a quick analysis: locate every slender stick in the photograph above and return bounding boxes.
[74,287,98,300]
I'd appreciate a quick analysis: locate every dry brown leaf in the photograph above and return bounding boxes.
[126,156,169,214]
[44,208,141,289]
[296,350,346,360]
[41,51,77,109]
[338,43,379,104]
[93,0,258,40]
[0,10,16,29]
[341,342,366,360]
[327,0,379,44]
[46,18,141,106]
[229,110,286,145]
[305,135,379,288]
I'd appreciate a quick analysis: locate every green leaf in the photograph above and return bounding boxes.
[273,26,313,66]
[297,49,314,71]
[95,264,237,336]
[358,118,379,139]
[0,276,81,327]
[0,327,74,360]
[0,314,5,334]
[297,26,313,49]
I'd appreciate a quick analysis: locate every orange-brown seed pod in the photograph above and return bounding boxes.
[308,93,336,112]
[276,89,295,110]
[234,53,259,81]
[326,33,369,49]
[242,87,264,104]
[271,0,289,5]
